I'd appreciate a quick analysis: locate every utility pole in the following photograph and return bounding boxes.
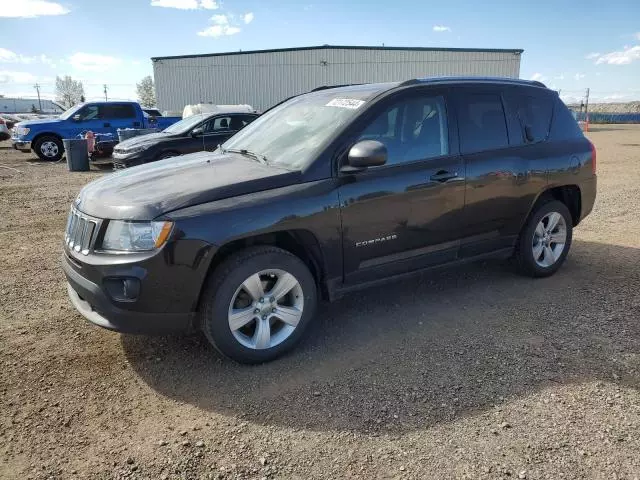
[33,83,42,111]
[103,84,108,101]
[584,88,590,132]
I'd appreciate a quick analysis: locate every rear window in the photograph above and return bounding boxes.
[457,94,509,154]
[513,94,553,143]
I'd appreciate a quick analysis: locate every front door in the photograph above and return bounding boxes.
[338,91,466,285]
[64,104,110,138]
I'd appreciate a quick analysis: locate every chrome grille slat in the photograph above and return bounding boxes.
[65,208,101,256]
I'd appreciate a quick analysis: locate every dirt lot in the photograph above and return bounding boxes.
[1,126,639,480]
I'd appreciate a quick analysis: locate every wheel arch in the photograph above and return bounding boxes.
[524,184,582,230]
[196,229,328,309]
[32,132,63,150]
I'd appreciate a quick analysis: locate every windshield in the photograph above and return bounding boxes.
[59,104,84,120]
[222,91,372,169]
[162,114,205,134]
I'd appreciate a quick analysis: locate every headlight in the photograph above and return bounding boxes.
[16,127,30,136]
[101,220,173,252]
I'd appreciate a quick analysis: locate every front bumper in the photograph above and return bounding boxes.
[11,139,31,151]
[112,151,145,169]
[62,252,195,334]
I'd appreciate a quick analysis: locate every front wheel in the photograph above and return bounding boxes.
[199,246,318,363]
[34,136,63,161]
[515,200,573,277]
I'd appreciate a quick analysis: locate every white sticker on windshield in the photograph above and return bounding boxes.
[326,98,365,109]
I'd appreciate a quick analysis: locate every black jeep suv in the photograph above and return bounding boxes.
[62,77,596,363]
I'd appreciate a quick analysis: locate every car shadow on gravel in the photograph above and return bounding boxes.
[122,240,640,433]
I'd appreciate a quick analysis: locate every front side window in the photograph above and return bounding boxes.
[357,95,449,166]
[457,93,509,153]
[77,105,101,121]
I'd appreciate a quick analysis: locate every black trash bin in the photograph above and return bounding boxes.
[63,138,89,172]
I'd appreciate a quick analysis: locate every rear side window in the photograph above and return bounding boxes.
[549,98,584,139]
[457,94,509,154]
[103,104,136,119]
[514,94,553,143]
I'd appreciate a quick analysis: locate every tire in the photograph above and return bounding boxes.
[515,200,573,277]
[34,135,63,161]
[199,246,318,364]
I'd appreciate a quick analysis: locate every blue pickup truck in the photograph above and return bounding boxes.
[11,101,181,161]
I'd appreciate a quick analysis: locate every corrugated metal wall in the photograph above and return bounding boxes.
[153,48,522,113]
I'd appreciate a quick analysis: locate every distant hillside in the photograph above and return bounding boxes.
[568,102,640,113]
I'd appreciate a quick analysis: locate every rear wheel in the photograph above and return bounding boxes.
[515,200,573,277]
[199,246,317,363]
[34,136,63,161]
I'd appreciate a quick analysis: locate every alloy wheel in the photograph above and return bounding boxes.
[227,269,304,350]
[532,211,567,267]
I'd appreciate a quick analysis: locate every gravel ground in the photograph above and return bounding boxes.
[0,126,639,480]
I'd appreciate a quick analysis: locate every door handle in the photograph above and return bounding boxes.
[103,122,111,128]
[430,170,458,182]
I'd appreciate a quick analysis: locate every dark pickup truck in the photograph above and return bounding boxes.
[62,77,596,363]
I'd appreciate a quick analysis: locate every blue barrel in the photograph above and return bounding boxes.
[63,138,89,172]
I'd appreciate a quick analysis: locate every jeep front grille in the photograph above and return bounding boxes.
[65,208,100,255]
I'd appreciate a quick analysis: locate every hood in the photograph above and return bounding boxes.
[117,132,175,149]
[76,151,301,220]
[16,118,63,128]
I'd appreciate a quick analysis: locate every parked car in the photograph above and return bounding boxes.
[112,109,259,168]
[62,77,596,363]
[0,117,10,141]
[11,101,181,161]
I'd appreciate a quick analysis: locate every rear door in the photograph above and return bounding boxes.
[455,88,548,256]
[102,103,139,136]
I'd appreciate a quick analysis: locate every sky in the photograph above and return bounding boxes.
[0,0,639,105]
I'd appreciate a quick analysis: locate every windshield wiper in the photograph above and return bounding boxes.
[222,147,269,165]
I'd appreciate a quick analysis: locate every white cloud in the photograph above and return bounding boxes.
[0,70,39,83]
[198,13,244,37]
[199,0,219,8]
[243,12,254,24]
[433,25,451,32]
[554,73,565,80]
[574,73,586,80]
[0,48,57,67]
[0,0,69,17]
[592,45,640,65]
[150,0,218,9]
[530,72,545,81]
[585,52,600,59]
[635,32,640,41]
[69,53,122,72]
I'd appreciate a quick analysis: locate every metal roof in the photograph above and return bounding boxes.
[152,45,524,62]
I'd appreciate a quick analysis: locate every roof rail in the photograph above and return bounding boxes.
[399,77,548,89]
[310,84,362,92]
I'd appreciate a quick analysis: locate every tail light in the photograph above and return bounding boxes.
[590,141,596,174]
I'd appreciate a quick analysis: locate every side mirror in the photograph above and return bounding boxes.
[191,127,204,137]
[342,140,387,172]
[72,114,81,122]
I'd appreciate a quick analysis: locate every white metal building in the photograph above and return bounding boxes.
[0,97,64,114]
[152,45,523,112]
